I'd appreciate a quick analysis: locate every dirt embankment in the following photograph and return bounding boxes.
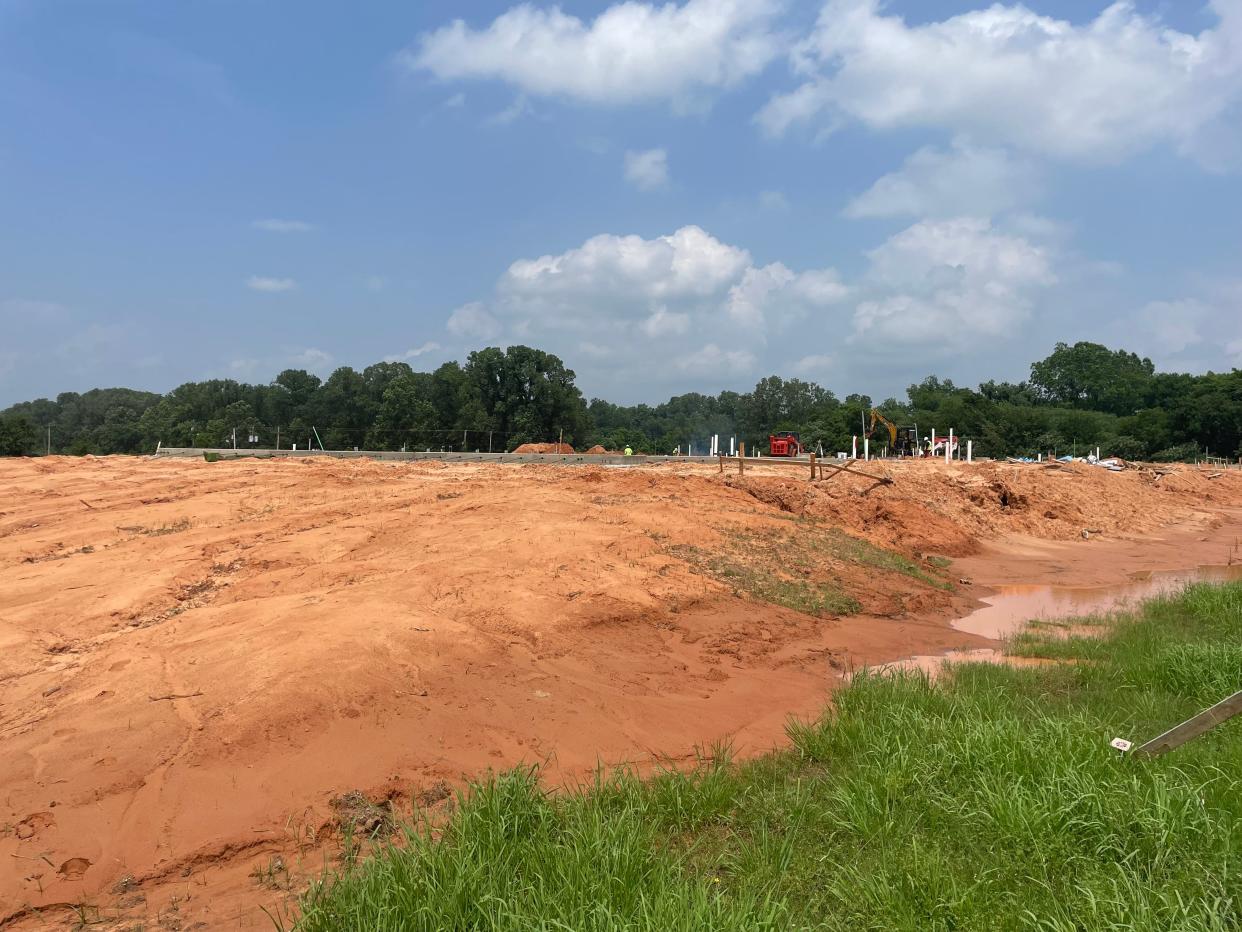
[1,456,1239,929]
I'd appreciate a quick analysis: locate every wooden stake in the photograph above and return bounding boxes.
[1135,690,1242,757]
[809,451,817,481]
[739,441,745,475]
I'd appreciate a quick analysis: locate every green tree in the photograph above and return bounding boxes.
[0,416,38,455]
[1030,342,1154,415]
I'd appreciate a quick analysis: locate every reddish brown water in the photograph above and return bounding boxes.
[953,563,1242,640]
[880,563,1242,677]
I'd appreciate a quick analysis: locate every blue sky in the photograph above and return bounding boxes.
[2,0,1240,406]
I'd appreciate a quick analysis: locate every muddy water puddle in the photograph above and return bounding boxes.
[879,563,1242,678]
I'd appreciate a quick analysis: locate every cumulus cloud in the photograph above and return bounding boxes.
[291,348,332,369]
[624,148,670,190]
[759,0,1242,165]
[792,353,836,375]
[404,0,782,108]
[247,276,296,293]
[845,140,1041,219]
[676,342,757,373]
[727,262,849,329]
[852,217,1055,344]
[446,301,502,340]
[1130,281,1242,363]
[252,219,316,233]
[501,226,752,311]
[432,218,1072,396]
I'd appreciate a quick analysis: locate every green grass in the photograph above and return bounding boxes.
[666,521,950,618]
[291,582,1242,931]
[669,542,862,616]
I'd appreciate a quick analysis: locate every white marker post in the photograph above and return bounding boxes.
[864,437,870,461]
[931,429,937,458]
[947,428,953,463]
[730,437,735,457]
[852,435,857,459]
[967,440,973,463]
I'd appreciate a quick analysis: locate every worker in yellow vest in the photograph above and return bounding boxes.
[624,445,633,456]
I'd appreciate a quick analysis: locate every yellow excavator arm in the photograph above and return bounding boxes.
[867,409,898,446]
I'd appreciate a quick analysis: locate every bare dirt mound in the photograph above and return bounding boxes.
[1,455,1239,929]
[584,444,611,454]
[513,442,575,454]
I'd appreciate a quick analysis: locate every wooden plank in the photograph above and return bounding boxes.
[809,451,817,482]
[739,441,745,475]
[1135,690,1242,757]
[817,459,894,486]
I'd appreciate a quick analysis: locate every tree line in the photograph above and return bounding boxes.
[1,342,1239,461]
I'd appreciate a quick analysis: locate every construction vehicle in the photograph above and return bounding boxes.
[867,409,918,457]
[768,431,803,457]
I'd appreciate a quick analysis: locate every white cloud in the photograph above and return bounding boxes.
[1137,299,1210,354]
[676,342,756,373]
[446,301,502,340]
[252,219,316,233]
[759,0,1242,166]
[291,348,332,369]
[386,341,444,361]
[1130,281,1242,362]
[852,217,1055,344]
[793,353,835,375]
[502,225,752,310]
[727,262,849,329]
[758,189,789,211]
[431,218,1074,398]
[247,276,296,293]
[624,148,670,190]
[641,306,691,337]
[405,0,782,108]
[845,140,1041,219]
[485,93,536,125]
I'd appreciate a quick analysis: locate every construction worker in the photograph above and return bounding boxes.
[624,445,633,456]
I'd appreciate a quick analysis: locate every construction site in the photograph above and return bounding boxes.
[1,450,1240,929]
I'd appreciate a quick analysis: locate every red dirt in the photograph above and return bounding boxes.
[584,445,610,455]
[1,455,1240,929]
[512,442,575,454]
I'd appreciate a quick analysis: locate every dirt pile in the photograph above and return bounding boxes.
[513,442,575,454]
[1,455,1239,929]
[584,445,611,454]
[719,459,1242,556]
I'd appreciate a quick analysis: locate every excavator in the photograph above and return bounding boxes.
[867,409,919,457]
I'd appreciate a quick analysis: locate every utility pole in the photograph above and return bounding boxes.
[488,430,493,453]
[276,425,280,450]
[462,429,467,452]
[46,426,51,456]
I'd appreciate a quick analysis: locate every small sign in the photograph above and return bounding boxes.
[1110,738,1133,753]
